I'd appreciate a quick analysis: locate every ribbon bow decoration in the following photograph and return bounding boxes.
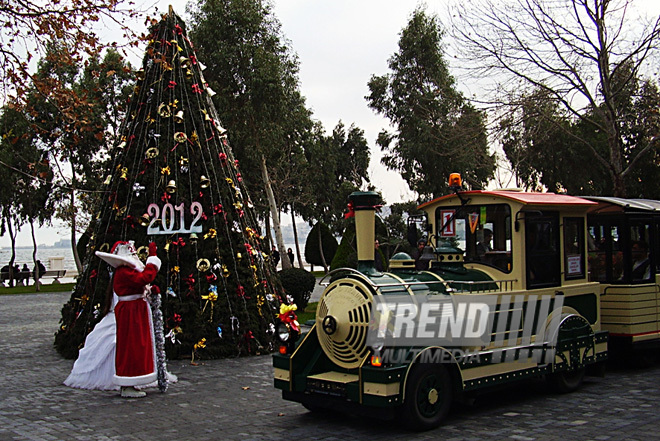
[278,303,300,333]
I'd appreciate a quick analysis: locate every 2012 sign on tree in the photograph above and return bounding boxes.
[147,202,204,235]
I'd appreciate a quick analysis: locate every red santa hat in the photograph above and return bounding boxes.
[95,241,143,269]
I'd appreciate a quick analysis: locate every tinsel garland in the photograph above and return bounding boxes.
[149,287,169,392]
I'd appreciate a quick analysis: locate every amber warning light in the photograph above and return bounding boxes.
[448,173,462,189]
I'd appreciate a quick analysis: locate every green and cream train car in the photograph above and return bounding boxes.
[273,181,608,430]
[584,196,660,360]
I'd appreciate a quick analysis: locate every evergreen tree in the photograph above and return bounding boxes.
[189,0,314,270]
[55,9,281,360]
[366,8,494,198]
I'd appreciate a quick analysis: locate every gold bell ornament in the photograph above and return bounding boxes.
[189,233,198,244]
[200,175,211,189]
[166,180,177,194]
[138,213,150,226]
[174,110,184,124]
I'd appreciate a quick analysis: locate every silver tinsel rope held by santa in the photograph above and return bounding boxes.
[149,287,169,392]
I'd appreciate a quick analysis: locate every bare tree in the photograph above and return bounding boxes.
[451,0,660,196]
[0,0,140,105]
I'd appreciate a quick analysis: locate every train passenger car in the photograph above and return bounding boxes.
[273,180,608,430]
[584,196,660,360]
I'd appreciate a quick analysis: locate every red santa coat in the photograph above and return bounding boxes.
[113,256,160,387]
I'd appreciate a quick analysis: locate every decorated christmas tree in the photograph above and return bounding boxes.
[55,8,281,360]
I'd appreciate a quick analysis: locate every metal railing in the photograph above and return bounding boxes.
[319,267,517,294]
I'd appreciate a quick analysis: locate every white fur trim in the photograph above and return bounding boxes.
[95,251,141,269]
[146,256,161,271]
[114,372,157,387]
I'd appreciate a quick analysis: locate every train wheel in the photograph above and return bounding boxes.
[401,364,452,431]
[548,367,585,393]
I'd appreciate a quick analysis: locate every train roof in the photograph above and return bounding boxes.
[418,190,597,210]
[582,196,660,213]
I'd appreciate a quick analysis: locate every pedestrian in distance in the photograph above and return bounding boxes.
[271,245,280,268]
[33,260,46,286]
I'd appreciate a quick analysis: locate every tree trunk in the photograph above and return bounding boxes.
[261,154,290,269]
[30,221,40,292]
[5,209,16,288]
[265,213,272,249]
[290,207,302,269]
[317,225,328,273]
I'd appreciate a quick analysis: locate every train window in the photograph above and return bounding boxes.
[526,213,561,289]
[437,203,512,273]
[656,221,660,274]
[630,222,652,283]
[587,221,625,283]
[564,217,585,280]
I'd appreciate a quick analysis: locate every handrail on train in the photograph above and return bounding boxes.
[319,267,518,293]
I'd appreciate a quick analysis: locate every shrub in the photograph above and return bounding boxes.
[330,229,357,270]
[278,268,316,311]
[304,222,339,268]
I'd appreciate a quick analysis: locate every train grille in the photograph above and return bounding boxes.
[316,279,374,369]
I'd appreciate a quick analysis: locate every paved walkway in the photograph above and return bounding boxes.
[1,289,660,440]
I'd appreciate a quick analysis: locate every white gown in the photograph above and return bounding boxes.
[64,294,177,391]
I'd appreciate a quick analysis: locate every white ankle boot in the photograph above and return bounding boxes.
[120,386,146,398]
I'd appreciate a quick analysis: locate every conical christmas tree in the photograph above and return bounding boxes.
[55,9,281,360]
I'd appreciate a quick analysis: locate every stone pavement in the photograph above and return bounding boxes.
[2,290,660,441]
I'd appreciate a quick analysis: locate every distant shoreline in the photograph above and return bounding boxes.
[1,245,71,250]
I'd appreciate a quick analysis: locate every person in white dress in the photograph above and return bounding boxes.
[64,292,177,391]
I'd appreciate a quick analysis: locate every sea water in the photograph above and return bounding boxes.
[0,247,77,276]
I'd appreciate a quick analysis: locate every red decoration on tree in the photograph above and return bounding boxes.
[344,201,355,219]
[171,238,186,248]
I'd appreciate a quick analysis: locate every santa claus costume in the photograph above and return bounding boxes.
[96,241,161,398]
[63,291,177,391]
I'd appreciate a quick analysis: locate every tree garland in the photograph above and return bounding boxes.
[149,286,168,392]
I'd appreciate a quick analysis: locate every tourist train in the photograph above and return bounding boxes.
[273,174,660,430]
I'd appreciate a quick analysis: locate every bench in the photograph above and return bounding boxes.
[0,270,67,285]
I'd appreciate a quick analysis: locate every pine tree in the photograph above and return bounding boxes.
[55,9,281,360]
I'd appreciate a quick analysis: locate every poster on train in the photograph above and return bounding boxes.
[440,210,456,237]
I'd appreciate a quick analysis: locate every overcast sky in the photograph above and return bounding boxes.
[3,0,659,247]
